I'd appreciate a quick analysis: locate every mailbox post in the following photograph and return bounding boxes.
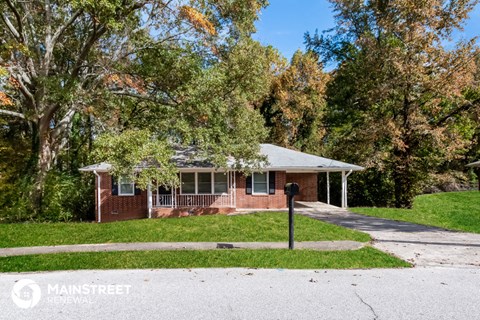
[284,183,299,250]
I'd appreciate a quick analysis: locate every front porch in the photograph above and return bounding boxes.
[147,171,237,217]
[152,191,236,209]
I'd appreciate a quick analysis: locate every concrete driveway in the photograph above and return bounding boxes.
[297,202,480,268]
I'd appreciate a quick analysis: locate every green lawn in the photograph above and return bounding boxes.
[353,191,480,233]
[0,212,370,248]
[0,247,410,271]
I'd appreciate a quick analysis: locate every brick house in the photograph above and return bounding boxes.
[79,144,363,222]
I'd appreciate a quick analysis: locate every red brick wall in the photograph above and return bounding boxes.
[95,173,148,222]
[93,171,317,222]
[152,207,235,218]
[285,173,318,202]
[235,171,287,209]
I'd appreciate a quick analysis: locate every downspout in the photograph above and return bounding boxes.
[93,170,101,223]
[344,170,353,208]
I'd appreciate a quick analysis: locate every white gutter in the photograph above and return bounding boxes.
[93,170,101,223]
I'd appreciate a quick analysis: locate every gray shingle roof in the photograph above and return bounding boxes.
[79,144,364,172]
[260,144,364,172]
[78,162,112,172]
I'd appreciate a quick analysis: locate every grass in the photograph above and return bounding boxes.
[353,191,480,233]
[0,212,370,248]
[0,247,410,272]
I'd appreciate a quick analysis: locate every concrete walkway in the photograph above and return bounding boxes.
[297,201,480,268]
[0,241,365,257]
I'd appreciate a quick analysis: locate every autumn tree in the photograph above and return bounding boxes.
[307,0,480,208]
[0,0,269,215]
[259,50,329,153]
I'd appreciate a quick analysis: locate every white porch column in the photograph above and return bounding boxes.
[147,183,152,218]
[344,170,353,208]
[93,170,101,223]
[229,171,233,208]
[230,171,236,208]
[341,171,346,208]
[326,172,330,205]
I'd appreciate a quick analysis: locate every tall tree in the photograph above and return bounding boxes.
[0,0,269,213]
[259,50,328,153]
[307,0,480,207]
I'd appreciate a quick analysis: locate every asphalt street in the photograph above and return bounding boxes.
[2,267,480,320]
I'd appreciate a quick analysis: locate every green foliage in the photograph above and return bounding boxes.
[0,212,370,248]
[259,50,328,154]
[354,191,480,233]
[0,172,94,223]
[0,248,410,272]
[0,0,271,219]
[93,130,178,189]
[318,170,395,208]
[41,171,94,222]
[346,169,395,207]
[307,0,480,208]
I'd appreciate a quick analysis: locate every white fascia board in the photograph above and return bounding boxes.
[265,166,365,172]
[78,167,110,173]
[178,168,230,172]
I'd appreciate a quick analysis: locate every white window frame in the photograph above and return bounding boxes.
[213,172,228,195]
[252,172,269,195]
[180,172,197,194]
[197,172,213,194]
[180,172,229,195]
[118,176,135,196]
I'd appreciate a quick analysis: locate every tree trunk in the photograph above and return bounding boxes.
[31,117,54,213]
[393,145,415,209]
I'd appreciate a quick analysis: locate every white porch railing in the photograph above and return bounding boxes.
[153,192,234,208]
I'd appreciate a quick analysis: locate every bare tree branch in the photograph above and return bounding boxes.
[112,90,176,106]
[9,73,36,109]
[4,0,24,42]
[435,98,480,127]
[1,14,21,41]
[43,9,84,76]
[52,108,76,141]
[0,109,25,119]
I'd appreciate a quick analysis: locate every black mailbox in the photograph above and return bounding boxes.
[284,183,299,196]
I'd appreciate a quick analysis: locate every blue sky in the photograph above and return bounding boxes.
[253,0,480,61]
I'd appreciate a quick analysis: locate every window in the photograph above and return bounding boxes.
[198,172,212,194]
[180,172,229,194]
[246,171,275,195]
[253,172,268,194]
[119,176,135,196]
[181,173,195,194]
[214,173,228,194]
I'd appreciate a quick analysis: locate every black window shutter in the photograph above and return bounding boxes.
[246,175,252,194]
[111,176,118,196]
[134,184,141,195]
[269,171,276,194]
